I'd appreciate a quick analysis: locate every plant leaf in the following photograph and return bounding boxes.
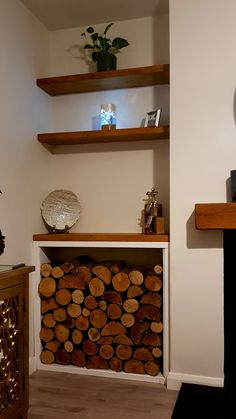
[91,32,98,41]
[104,23,114,35]
[86,26,94,34]
[83,44,94,49]
[112,37,129,50]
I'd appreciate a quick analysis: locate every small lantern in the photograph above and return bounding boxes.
[100,104,116,130]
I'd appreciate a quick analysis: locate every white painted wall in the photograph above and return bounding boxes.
[0,0,51,265]
[0,0,51,360]
[48,16,170,233]
[169,0,236,385]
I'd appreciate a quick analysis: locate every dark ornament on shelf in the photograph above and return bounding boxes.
[0,230,5,255]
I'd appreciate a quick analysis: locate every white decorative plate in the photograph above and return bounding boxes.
[41,190,81,232]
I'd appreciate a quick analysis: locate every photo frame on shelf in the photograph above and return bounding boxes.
[144,109,161,127]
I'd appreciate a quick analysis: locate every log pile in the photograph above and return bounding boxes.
[39,259,163,376]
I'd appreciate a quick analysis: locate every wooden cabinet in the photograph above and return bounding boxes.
[36,64,169,149]
[0,266,34,419]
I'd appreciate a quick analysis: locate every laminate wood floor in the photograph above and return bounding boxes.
[28,370,178,419]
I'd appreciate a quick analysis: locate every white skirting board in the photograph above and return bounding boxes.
[29,357,37,375]
[36,361,166,384]
[166,372,224,390]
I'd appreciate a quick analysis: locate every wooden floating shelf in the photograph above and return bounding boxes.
[38,126,169,147]
[36,64,169,96]
[33,233,169,242]
[195,203,236,230]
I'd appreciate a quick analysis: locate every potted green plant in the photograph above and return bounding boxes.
[81,23,129,72]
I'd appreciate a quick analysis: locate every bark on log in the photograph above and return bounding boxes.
[87,355,109,370]
[39,277,56,298]
[99,344,114,360]
[71,329,83,345]
[90,309,107,329]
[53,308,67,323]
[59,274,86,290]
[140,292,162,308]
[127,285,144,299]
[40,263,52,278]
[116,344,132,361]
[41,297,59,314]
[40,350,54,364]
[42,313,56,328]
[75,315,89,331]
[112,272,130,292]
[51,266,64,279]
[55,289,72,306]
[129,322,150,345]
[64,316,76,329]
[135,305,161,322]
[60,262,74,274]
[45,340,60,353]
[92,265,112,285]
[120,313,135,328]
[88,328,100,342]
[107,304,122,320]
[72,289,84,305]
[54,324,69,343]
[77,266,92,284]
[89,277,105,297]
[83,340,98,356]
[101,321,126,336]
[102,291,123,306]
[144,361,160,376]
[133,347,154,362]
[129,270,144,285]
[84,295,98,310]
[144,274,162,292]
[71,350,86,367]
[55,349,71,365]
[67,303,82,318]
[40,327,54,343]
[124,359,145,374]
[110,357,123,372]
[123,299,139,313]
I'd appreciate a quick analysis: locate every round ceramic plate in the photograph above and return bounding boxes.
[41,190,81,232]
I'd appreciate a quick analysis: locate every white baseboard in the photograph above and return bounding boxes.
[166,372,224,390]
[29,356,37,375]
[36,362,166,384]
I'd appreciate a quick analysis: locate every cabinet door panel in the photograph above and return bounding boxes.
[0,284,24,417]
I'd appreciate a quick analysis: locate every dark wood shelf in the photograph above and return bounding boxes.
[38,126,169,147]
[33,233,169,242]
[36,64,169,96]
[195,203,236,229]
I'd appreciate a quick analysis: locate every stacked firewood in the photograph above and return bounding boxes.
[39,258,163,376]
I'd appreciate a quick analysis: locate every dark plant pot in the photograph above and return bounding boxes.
[97,53,117,72]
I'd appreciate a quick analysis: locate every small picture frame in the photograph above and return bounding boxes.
[144,109,161,127]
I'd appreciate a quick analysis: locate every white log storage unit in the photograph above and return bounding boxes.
[32,233,169,384]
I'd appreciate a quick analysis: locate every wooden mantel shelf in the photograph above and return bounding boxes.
[38,126,169,147]
[195,203,236,229]
[36,64,169,96]
[33,233,169,242]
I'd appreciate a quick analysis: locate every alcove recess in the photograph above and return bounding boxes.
[32,234,169,383]
[36,64,170,148]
